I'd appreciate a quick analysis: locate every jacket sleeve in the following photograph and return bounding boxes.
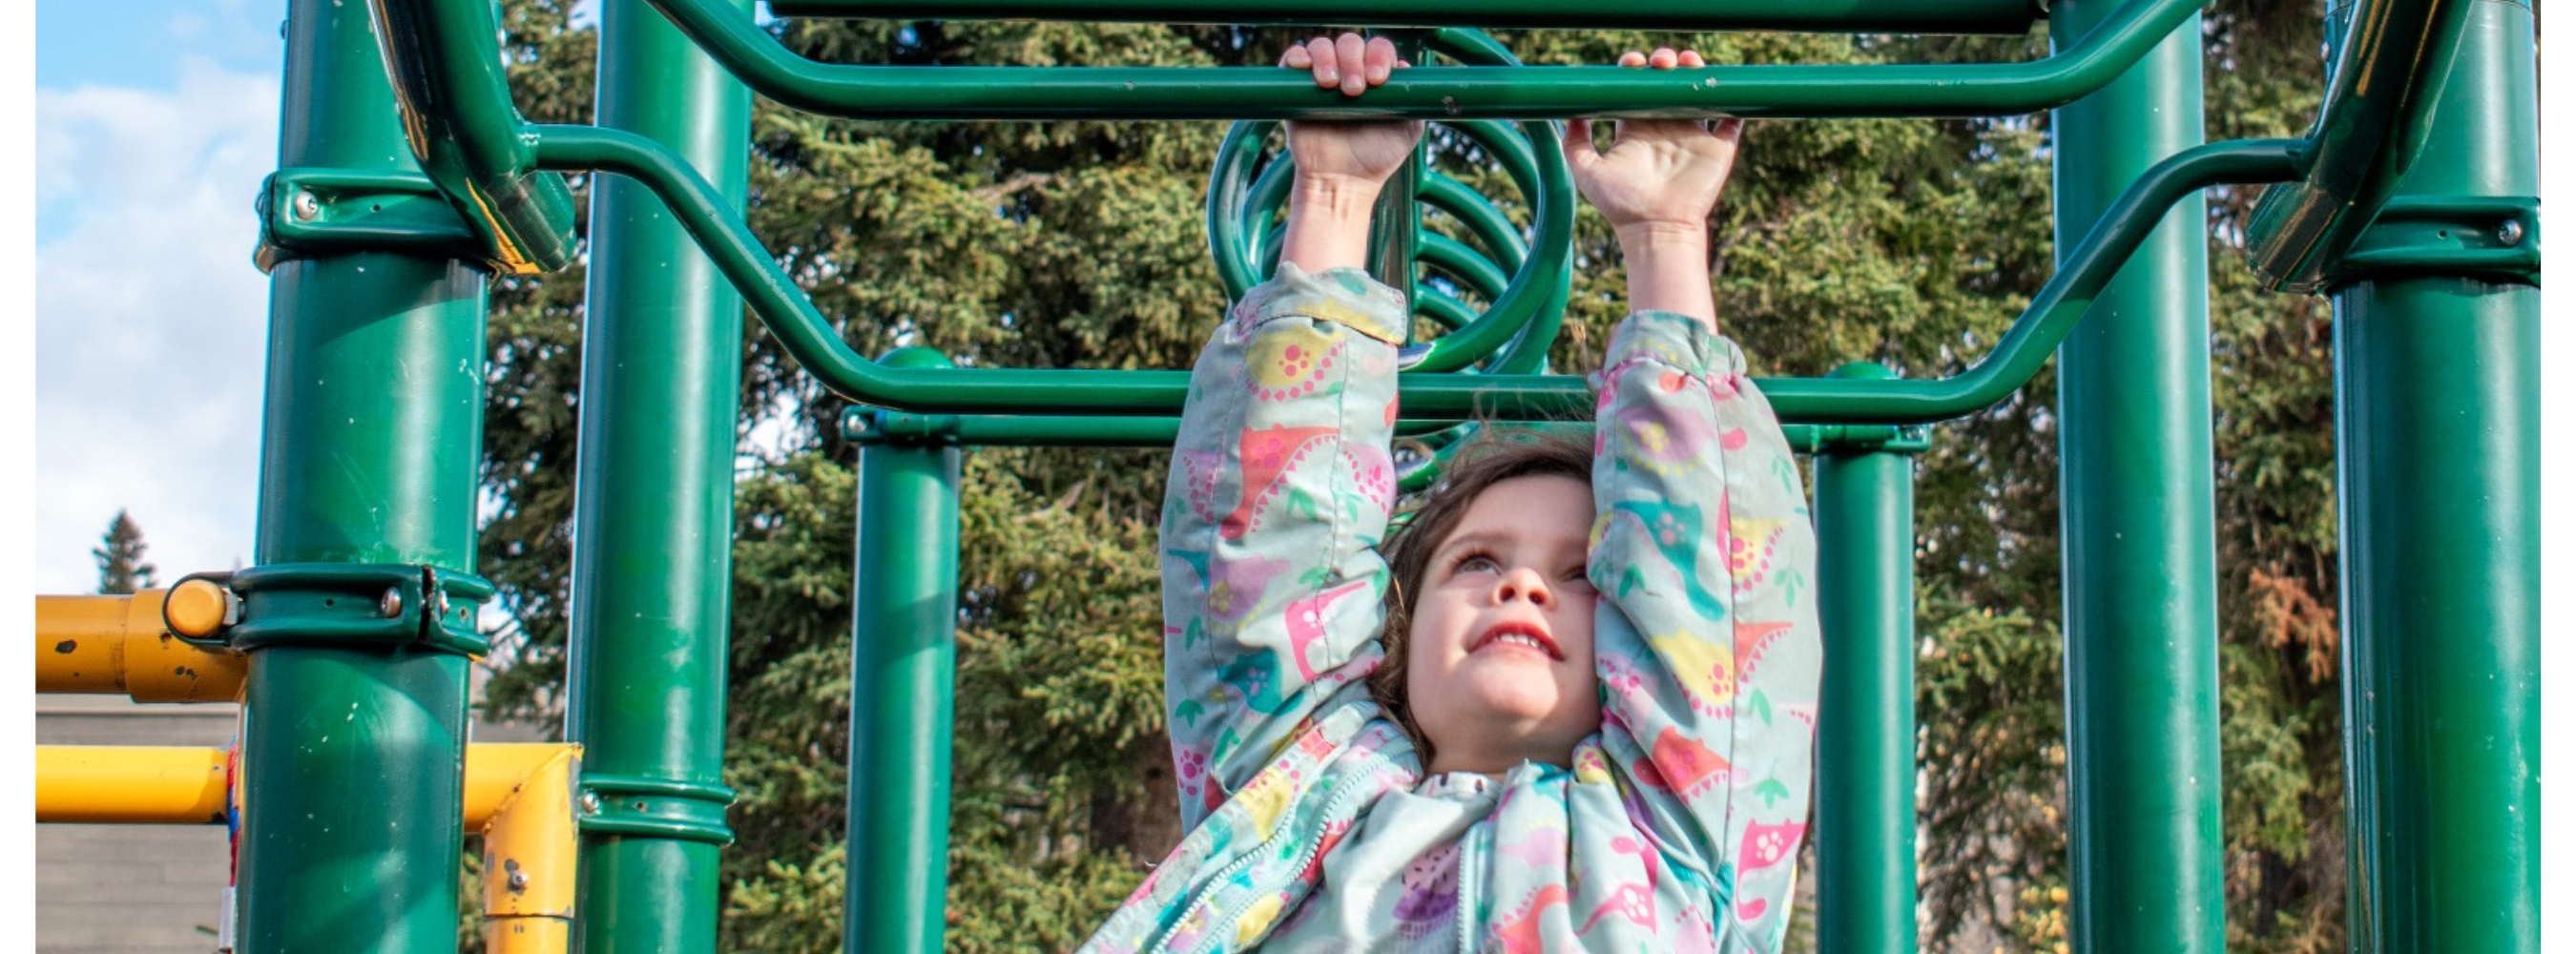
[1585,311,1822,950]
[1160,262,1407,830]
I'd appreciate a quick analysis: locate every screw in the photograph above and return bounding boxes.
[508,870,530,892]
[291,191,320,222]
[2498,218,2524,246]
[579,792,602,814]
[378,588,404,619]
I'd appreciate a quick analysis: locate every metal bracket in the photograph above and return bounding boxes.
[254,168,489,273]
[845,407,966,446]
[1792,424,1934,456]
[219,563,493,657]
[575,774,737,845]
[2329,195,2540,288]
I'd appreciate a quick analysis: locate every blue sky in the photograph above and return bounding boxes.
[34,0,285,591]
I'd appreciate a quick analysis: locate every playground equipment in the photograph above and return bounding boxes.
[31,0,2534,951]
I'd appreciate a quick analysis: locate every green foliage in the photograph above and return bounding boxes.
[93,508,158,594]
[470,6,2345,952]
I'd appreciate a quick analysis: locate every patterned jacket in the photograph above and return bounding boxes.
[1078,263,1820,953]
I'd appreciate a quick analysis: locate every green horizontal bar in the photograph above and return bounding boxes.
[854,408,1924,453]
[651,0,2205,119]
[534,121,2298,425]
[764,0,2041,34]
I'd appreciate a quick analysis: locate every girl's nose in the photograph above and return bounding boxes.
[1492,566,1553,608]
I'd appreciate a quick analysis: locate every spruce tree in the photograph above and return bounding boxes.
[93,508,158,595]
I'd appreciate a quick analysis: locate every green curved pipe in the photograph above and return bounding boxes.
[531,123,2299,424]
[363,0,576,272]
[639,0,2209,119]
[2243,0,2471,292]
[1418,232,1509,301]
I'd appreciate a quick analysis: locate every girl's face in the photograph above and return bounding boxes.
[1403,474,1601,776]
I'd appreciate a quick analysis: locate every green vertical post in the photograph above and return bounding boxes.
[235,0,485,950]
[1365,30,1430,320]
[843,348,966,954]
[564,0,753,949]
[1810,365,1919,954]
[2048,1,2224,951]
[2334,5,2539,953]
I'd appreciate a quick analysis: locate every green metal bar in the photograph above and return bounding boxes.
[563,0,753,950]
[1208,108,1568,373]
[2240,0,2462,292]
[2334,4,2539,953]
[1414,283,1477,331]
[764,0,2041,33]
[237,0,485,950]
[643,0,2205,119]
[1367,31,1432,321]
[853,409,1922,456]
[1418,233,1508,301]
[844,350,966,954]
[1811,363,1919,954]
[531,122,2297,423]
[364,0,577,272]
[1419,172,1529,277]
[2048,1,2223,951]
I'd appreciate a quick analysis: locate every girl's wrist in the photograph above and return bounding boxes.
[1280,176,1382,273]
[1619,227,1718,328]
[1612,219,1711,252]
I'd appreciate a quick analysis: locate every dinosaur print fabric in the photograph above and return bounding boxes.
[1079,263,1819,953]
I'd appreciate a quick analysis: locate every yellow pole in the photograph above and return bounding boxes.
[35,585,245,702]
[34,746,230,824]
[477,744,581,954]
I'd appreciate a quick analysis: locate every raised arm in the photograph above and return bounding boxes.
[1160,34,1423,828]
[1569,50,1823,951]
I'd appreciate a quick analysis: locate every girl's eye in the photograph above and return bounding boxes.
[1451,552,1499,575]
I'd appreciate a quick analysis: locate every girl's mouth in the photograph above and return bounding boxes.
[1472,621,1563,661]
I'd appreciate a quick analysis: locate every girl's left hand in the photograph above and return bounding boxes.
[1561,48,1744,235]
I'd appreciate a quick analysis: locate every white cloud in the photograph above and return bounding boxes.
[34,58,280,592]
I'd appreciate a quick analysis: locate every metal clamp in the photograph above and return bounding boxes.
[254,168,489,273]
[1793,424,1934,456]
[575,774,737,845]
[220,563,493,657]
[2332,195,2540,287]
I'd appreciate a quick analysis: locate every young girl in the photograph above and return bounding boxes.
[1080,35,1819,953]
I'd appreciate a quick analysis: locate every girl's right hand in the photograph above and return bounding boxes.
[1281,33,1422,191]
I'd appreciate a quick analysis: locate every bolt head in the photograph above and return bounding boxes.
[291,191,320,222]
[579,792,601,813]
[2498,219,2525,245]
[378,588,404,619]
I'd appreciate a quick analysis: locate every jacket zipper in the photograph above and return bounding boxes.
[1153,752,1393,954]
[1453,825,1482,954]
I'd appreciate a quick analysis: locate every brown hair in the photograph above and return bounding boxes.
[1368,429,1593,765]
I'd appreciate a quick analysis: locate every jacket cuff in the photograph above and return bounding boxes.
[1230,261,1410,346]
[1592,310,1748,385]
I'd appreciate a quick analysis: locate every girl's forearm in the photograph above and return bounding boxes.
[1615,221,1718,332]
[1278,176,1381,274]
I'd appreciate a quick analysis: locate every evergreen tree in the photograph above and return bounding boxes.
[93,508,158,594]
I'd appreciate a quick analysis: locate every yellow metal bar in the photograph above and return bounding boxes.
[35,746,230,824]
[35,588,246,702]
[479,744,581,954]
[35,742,578,826]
